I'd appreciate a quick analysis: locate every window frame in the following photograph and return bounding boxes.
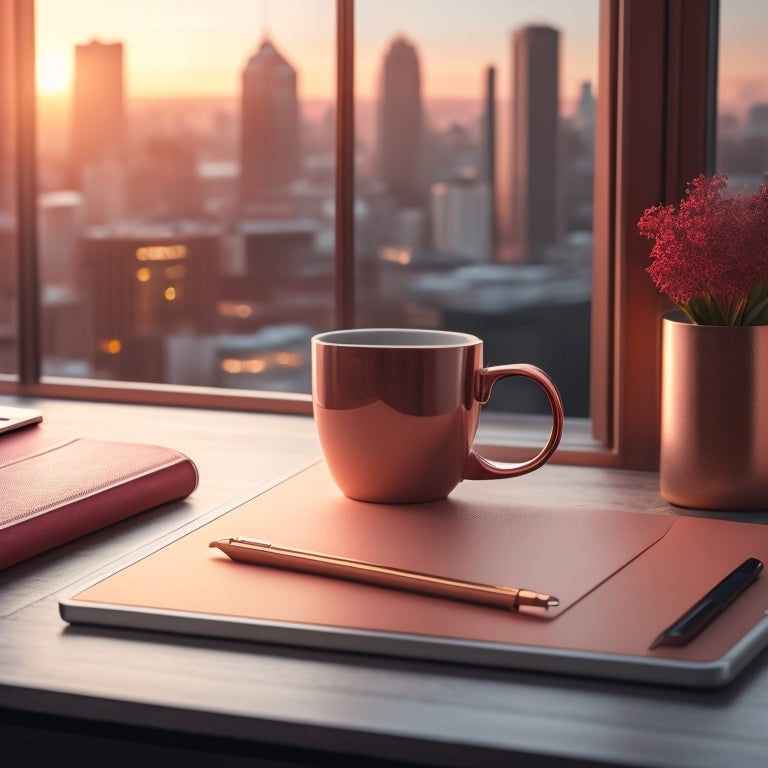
[590,0,715,470]
[2,0,717,468]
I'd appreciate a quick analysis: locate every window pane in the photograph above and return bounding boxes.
[0,0,17,376]
[354,0,598,416]
[716,0,768,191]
[35,0,334,392]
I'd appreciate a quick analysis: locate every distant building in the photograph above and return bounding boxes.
[509,25,561,262]
[576,81,596,143]
[240,218,316,293]
[481,66,497,253]
[240,39,301,212]
[431,176,492,262]
[233,218,333,330]
[80,160,127,226]
[79,227,220,381]
[38,191,82,287]
[376,37,424,208]
[71,40,125,188]
[748,103,768,137]
[131,133,203,219]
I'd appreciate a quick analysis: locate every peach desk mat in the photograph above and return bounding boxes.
[60,462,768,688]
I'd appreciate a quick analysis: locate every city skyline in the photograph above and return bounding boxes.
[34,25,600,184]
[25,12,599,407]
[34,0,768,126]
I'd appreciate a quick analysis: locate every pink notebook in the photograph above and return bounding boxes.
[61,461,768,687]
[1,425,198,570]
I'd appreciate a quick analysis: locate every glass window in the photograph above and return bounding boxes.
[31,0,599,422]
[9,1,731,469]
[0,0,17,376]
[354,1,599,418]
[716,0,768,191]
[34,0,334,392]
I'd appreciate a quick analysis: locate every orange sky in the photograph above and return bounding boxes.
[35,0,767,118]
[34,0,599,105]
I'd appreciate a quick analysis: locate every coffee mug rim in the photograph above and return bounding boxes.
[312,328,480,349]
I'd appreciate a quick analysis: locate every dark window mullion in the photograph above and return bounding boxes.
[335,0,355,329]
[15,0,40,384]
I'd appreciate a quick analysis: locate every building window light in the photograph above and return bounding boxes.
[98,339,122,354]
[135,244,188,262]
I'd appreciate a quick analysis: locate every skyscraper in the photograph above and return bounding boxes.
[509,25,561,262]
[481,65,497,256]
[80,229,220,381]
[376,36,424,208]
[240,38,301,210]
[71,40,125,186]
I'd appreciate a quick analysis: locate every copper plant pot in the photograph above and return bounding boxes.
[660,316,768,509]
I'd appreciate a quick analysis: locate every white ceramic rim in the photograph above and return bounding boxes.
[312,328,480,348]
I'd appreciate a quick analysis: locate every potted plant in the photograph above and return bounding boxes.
[638,175,768,509]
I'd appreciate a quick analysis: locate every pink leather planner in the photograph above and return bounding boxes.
[60,462,768,687]
[1,424,198,570]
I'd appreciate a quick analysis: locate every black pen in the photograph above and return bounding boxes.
[650,557,763,650]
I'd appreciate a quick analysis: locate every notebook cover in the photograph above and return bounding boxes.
[60,462,768,687]
[1,425,199,570]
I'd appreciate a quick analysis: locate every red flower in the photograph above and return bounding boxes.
[637,175,768,325]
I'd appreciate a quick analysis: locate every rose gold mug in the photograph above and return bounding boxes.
[311,328,564,503]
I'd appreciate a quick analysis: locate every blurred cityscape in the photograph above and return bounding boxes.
[1,16,766,417]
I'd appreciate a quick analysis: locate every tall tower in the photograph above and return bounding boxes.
[377,36,424,208]
[481,65,497,257]
[71,40,125,186]
[240,38,301,210]
[509,25,560,262]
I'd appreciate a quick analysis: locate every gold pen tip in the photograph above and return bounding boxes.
[516,590,560,610]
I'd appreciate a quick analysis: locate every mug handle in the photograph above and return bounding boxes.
[463,363,564,481]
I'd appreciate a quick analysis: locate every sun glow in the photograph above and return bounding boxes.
[36,49,72,95]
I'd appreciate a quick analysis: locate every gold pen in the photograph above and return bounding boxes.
[209,537,559,612]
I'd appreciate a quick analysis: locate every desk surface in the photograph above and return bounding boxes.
[2,395,768,768]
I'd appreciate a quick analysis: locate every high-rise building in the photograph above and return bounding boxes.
[481,65,497,257]
[79,228,220,381]
[71,40,125,187]
[509,25,561,262]
[38,191,82,287]
[431,176,492,262]
[240,38,301,211]
[376,36,424,208]
[576,81,596,142]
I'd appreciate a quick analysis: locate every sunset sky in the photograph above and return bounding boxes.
[35,0,599,102]
[34,0,767,118]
